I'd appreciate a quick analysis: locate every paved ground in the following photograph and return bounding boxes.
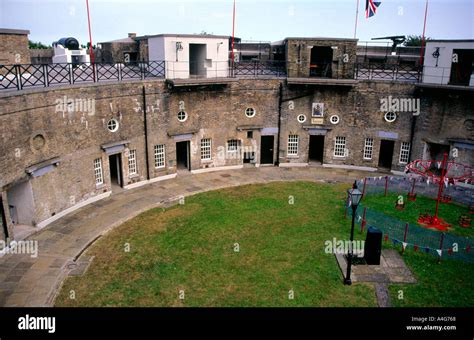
[0,166,385,307]
[335,249,416,307]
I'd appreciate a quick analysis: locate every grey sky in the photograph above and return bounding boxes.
[0,0,473,45]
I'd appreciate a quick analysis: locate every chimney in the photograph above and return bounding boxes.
[128,33,137,38]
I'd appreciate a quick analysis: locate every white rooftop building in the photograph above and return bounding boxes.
[147,34,230,79]
[422,39,474,86]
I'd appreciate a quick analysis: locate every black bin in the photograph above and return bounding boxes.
[364,226,382,265]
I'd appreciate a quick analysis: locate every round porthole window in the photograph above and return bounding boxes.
[330,115,340,125]
[245,107,256,118]
[178,111,188,122]
[384,111,397,123]
[107,119,119,132]
[297,114,306,123]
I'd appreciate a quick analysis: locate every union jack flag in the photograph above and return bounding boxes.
[366,0,381,18]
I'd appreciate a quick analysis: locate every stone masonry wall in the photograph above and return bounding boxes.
[0,78,472,240]
[0,33,31,65]
[286,38,357,79]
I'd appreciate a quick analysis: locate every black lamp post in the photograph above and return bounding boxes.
[344,180,363,286]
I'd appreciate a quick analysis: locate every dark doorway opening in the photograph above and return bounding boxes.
[450,49,474,86]
[0,196,9,240]
[176,141,191,170]
[378,140,395,169]
[109,154,123,188]
[310,46,333,77]
[189,44,207,78]
[260,136,274,165]
[309,135,325,163]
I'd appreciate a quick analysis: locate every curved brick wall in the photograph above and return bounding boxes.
[0,79,472,239]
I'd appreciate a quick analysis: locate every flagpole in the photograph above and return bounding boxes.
[353,0,360,39]
[231,0,236,72]
[86,0,94,63]
[419,0,429,66]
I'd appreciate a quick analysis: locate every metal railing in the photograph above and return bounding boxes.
[232,60,286,78]
[1,59,470,92]
[0,61,166,91]
[355,62,422,82]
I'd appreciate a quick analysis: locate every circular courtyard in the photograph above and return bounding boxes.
[55,181,474,307]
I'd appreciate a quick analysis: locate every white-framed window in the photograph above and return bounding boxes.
[178,111,187,122]
[94,158,103,185]
[384,111,397,123]
[245,107,256,118]
[154,144,165,168]
[399,142,411,164]
[201,138,212,160]
[227,139,239,152]
[107,119,119,132]
[363,138,374,160]
[287,135,299,156]
[334,136,346,157]
[330,115,340,125]
[128,149,137,175]
[297,114,306,123]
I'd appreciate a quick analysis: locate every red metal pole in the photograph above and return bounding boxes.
[384,176,388,196]
[86,0,94,63]
[86,0,95,81]
[402,223,409,254]
[434,152,448,220]
[419,0,429,66]
[231,0,236,71]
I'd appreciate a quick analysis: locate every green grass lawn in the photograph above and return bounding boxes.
[362,194,473,238]
[55,182,474,307]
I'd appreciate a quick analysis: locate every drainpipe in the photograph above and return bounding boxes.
[142,86,151,180]
[275,82,283,166]
[408,114,417,163]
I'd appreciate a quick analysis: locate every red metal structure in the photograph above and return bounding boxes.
[406,152,473,231]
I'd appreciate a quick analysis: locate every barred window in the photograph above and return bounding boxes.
[399,142,411,164]
[128,149,137,175]
[334,136,346,157]
[94,158,103,185]
[201,138,212,160]
[227,139,239,152]
[154,144,165,168]
[363,138,374,160]
[287,135,299,156]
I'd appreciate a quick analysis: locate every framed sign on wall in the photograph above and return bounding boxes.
[312,103,324,117]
